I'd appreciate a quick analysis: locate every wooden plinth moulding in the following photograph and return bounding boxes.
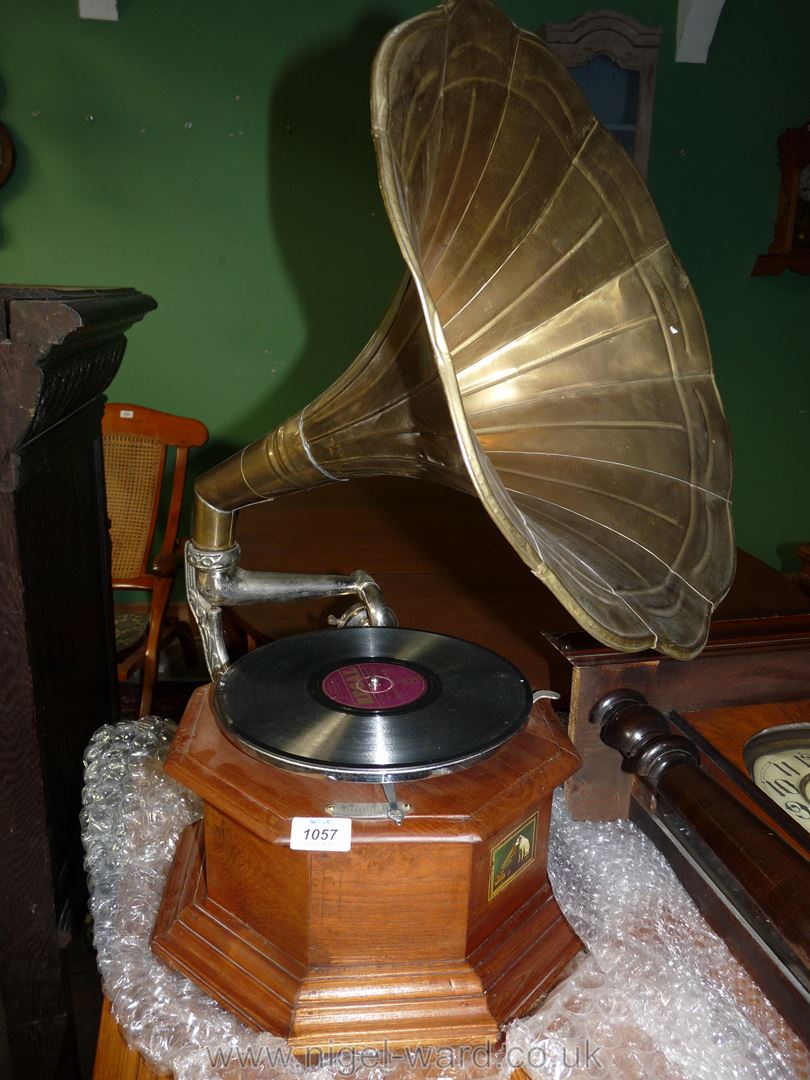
[152,686,581,1053]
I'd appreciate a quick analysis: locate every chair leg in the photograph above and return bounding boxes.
[139,578,174,716]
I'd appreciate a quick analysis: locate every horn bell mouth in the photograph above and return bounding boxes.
[371,0,734,659]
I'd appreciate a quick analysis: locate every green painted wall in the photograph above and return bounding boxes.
[1,0,807,570]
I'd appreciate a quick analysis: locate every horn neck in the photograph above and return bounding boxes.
[193,280,472,551]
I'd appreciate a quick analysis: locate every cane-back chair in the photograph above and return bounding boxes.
[102,403,208,716]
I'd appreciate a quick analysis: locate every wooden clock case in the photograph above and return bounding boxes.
[552,600,810,1042]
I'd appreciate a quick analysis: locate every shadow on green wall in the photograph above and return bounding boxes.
[220,11,405,456]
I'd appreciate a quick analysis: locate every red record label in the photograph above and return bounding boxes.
[321,661,428,711]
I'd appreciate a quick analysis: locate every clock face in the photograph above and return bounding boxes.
[744,723,810,834]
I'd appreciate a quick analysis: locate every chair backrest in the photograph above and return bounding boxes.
[102,403,208,587]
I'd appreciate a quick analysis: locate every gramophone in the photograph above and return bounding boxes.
[152,0,734,1053]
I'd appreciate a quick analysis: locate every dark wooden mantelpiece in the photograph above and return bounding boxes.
[0,286,155,1080]
[0,286,155,450]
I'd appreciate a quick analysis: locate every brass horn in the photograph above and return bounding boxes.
[188,0,734,671]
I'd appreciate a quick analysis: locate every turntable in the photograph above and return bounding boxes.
[151,0,735,1053]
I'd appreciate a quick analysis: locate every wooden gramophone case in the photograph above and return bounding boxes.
[153,687,581,1051]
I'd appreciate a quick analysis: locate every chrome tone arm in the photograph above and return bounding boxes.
[185,542,396,679]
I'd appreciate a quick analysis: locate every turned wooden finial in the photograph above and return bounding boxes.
[590,689,699,785]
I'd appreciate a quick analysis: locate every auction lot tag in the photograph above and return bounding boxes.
[290,816,352,852]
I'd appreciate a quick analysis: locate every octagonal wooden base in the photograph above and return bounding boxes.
[152,687,581,1053]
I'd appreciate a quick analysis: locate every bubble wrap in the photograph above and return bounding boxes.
[82,720,810,1080]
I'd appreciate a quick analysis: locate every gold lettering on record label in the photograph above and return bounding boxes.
[488,812,538,900]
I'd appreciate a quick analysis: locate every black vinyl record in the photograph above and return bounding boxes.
[214,626,532,781]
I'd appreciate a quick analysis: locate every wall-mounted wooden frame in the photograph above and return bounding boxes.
[539,11,662,178]
[0,121,15,186]
[752,121,810,277]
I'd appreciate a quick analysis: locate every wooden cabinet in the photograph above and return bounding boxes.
[0,286,154,1080]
